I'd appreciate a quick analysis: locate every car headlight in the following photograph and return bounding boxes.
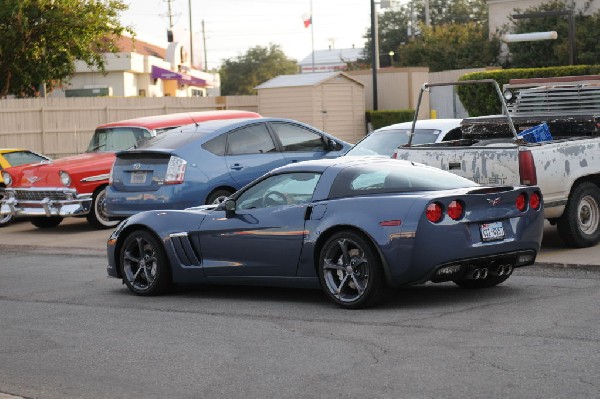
[60,171,71,186]
[503,89,514,101]
[2,172,12,186]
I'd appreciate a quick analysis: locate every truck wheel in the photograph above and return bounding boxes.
[557,182,600,248]
[87,186,120,229]
[31,217,63,228]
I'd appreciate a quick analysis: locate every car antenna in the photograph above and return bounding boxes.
[175,97,199,128]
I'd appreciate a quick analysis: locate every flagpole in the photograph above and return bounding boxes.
[310,0,315,72]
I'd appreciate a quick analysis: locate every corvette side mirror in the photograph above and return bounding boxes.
[224,198,236,218]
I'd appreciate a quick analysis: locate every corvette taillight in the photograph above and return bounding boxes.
[516,193,527,212]
[447,200,464,220]
[426,202,443,223]
[530,191,541,210]
[165,155,187,184]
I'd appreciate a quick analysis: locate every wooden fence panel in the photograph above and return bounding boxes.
[0,96,258,158]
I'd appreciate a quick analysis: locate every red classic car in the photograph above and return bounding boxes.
[0,110,261,229]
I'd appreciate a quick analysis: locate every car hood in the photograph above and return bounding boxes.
[5,152,116,188]
[116,208,213,237]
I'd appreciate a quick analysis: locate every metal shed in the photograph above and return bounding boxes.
[255,72,366,144]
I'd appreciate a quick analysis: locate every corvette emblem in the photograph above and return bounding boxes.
[133,163,141,170]
[487,197,501,206]
[27,176,41,184]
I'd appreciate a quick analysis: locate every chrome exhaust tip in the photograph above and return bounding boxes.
[472,269,481,280]
[480,268,489,279]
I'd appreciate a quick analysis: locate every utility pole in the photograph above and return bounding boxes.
[202,19,208,71]
[166,0,174,28]
[188,0,194,66]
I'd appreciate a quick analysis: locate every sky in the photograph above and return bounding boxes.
[119,0,374,70]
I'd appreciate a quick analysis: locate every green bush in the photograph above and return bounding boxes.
[457,65,600,116]
[367,110,415,130]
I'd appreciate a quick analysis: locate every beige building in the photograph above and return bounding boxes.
[53,36,220,98]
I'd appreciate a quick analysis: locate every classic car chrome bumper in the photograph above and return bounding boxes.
[0,188,92,218]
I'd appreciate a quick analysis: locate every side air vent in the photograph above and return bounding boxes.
[169,232,201,266]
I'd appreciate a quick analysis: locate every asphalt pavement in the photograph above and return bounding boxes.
[0,218,597,269]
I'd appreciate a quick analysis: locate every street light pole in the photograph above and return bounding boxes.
[370,0,379,110]
[512,10,575,65]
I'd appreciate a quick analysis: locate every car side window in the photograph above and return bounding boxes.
[202,134,227,156]
[270,122,326,152]
[227,124,276,155]
[237,173,321,210]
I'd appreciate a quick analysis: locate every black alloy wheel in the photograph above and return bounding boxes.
[318,231,389,309]
[120,229,171,296]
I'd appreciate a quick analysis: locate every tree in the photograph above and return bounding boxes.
[0,0,131,98]
[397,22,500,72]
[503,0,600,68]
[362,0,492,68]
[219,44,298,95]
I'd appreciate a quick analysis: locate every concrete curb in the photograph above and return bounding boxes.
[0,244,105,258]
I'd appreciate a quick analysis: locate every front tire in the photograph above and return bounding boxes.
[31,216,63,228]
[318,231,389,309]
[87,186,119,229]
[120,229,171,296]
[557,182,600,248]
[0,212,13,227]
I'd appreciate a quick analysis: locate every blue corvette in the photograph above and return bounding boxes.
[107,157,544,308]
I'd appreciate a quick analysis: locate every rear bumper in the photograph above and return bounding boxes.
[106,185,207,218]
[0,188,92,218]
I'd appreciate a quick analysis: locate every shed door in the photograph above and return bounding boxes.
[321,83,358,143]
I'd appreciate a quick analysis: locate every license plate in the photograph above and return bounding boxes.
[480,221,505,242]
[130,171,147,184]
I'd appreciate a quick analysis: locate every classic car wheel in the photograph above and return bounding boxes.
[453,274,510,289]
[318,231,388,309]
[206,189,234,205]
[30,216,63,228]
[87,186,119,229]
[557,182,600,248]
[0,212,13,227]
[120,229,171,296]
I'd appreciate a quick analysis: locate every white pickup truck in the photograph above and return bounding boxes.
[393,78,600,248]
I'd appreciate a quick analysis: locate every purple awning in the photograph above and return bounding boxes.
[151,65,207,87]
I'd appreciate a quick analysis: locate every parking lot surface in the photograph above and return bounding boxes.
[0,218,598,269]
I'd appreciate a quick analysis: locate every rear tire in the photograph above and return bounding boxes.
[318,231,390,309]
[206,189,234,205]
[87,186,120,229]
[556,182,600,248]
[31,217,63,228]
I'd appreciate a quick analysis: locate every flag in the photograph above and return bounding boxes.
[302,13,312,28]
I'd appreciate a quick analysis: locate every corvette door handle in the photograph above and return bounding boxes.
[230,164,243,170]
